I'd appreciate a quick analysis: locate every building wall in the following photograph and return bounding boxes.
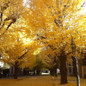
[67,63,73,76]
[80,65,86,78]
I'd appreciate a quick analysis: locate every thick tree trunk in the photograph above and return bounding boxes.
[59,53,68,84]
[14,61,18,79]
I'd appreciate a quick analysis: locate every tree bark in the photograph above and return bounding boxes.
[37,68,40,75]
[50,69,54,76]
[53,67,57,77]
[54,68,57,77]
[50,68,57,76]
[72,56,77,76]
[59,52,68,84]
[14,61,18,79]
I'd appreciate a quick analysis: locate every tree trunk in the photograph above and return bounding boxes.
[72,56,77,76]
[54,68,57,77]
[53,67,57,77]
[37,68,40,75]
[50,68,56,76]
[59,53,68,84]
[33,70,36,76]
[50,69,53,76]
[14,61,18,79]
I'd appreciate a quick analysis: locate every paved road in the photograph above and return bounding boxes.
[1,76,86,86]
[0,76,55,86]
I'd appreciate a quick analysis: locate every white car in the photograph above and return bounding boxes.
[41,70,50,75]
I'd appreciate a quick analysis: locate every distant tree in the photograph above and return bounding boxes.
[42,53,59,77]
[33,56,44,75]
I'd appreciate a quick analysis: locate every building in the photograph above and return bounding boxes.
[79,55,86,78]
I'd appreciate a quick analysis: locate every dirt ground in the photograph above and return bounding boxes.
[0,76,85,86]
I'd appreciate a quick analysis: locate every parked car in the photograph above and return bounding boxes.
[29,71,34,75]
[41,70,50,75]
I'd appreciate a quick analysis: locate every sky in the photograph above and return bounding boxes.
[23,0,30,8]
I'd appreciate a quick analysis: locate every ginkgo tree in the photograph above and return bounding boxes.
[0,12,42,79]
[41,52,59,77]
[0,0,25,35]
[0,0,43,79]
[0,26,41,79]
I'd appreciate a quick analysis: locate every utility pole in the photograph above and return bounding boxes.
[71,36,80,86]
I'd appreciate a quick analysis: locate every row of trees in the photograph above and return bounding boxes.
[24,0,86,85]
[0,0,86,86]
